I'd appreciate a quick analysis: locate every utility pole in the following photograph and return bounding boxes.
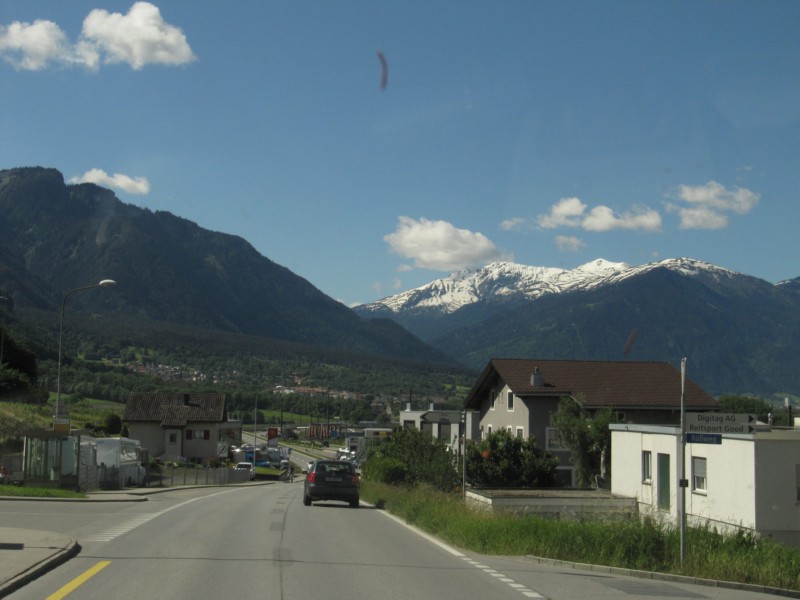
[679,357,688,569]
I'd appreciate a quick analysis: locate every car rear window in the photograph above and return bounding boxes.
[317,462,351,474]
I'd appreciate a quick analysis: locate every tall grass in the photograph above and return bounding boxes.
[361,481,800,591]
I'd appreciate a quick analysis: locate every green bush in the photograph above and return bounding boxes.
[466,429,558,488]
[361,456,408,485]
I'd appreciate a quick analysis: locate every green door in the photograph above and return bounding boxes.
[657,453,670,511]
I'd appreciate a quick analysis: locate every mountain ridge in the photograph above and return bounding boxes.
[0,166,455,367]
[356,257,750,316]
[354,257,799,397]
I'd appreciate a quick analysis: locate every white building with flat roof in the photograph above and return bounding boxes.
[611,422,800,547]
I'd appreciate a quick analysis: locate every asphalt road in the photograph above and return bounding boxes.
[1,483,785,600]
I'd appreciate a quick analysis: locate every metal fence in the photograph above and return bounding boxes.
[144,466,251,488]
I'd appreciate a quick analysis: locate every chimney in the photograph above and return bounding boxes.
[531,367,544,387]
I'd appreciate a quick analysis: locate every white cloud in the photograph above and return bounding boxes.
[0,19,76,70]
[582,205,662,232]
[0,3,194,71]
[69,168,150,195]
[537,197,586,229]
[555,235,585,252]
[81,2,196,70]
[499,216,529,231]
[384,216,507,271]
[536,197,661,232]
[670,181,760,229]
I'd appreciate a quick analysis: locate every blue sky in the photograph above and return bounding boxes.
[2,1,798,307]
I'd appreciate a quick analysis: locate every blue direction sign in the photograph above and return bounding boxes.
[686,433,722,444]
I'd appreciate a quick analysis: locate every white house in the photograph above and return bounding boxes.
[123,393,241,464]
[611,422,800,547]
[399,402,481,453]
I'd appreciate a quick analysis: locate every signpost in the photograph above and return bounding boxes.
[685,413,756,435]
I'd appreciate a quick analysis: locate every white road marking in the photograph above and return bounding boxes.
[82,488,240,542]
[376,507,546,598]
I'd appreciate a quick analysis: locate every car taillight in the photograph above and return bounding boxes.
[307,472,316,483]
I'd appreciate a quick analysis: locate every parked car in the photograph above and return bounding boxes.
[303,460,359,508]
[234,461,255,480]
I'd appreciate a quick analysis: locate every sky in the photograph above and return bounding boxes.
[1,1,799,307]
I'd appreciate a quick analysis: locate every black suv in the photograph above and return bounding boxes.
[303,460,360,508]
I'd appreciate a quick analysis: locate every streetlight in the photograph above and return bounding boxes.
[55,279,116,428]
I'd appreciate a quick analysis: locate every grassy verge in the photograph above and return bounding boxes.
[0,485,86,499]
[360,480,800,592]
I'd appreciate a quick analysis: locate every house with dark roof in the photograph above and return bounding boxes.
[123,393,241,464]
[463,358,719,486]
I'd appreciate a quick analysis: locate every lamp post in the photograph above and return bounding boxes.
[55,279,116,428]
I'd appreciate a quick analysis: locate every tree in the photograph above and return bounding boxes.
[550,397,615,488]
[364,427,460,492]
[105,413,123,435]
[718,394,784,424]
[465,429,558,488]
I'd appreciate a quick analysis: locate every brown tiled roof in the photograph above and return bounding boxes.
[123,393,227,427]
[465,358,718,410]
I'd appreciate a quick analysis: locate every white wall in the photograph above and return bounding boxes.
[611,425,800,546]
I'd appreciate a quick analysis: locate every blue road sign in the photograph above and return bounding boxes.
[686,433,722,444]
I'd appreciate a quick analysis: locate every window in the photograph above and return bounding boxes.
[186,429,210,440]
[545,427,566,451]
[516,427,524,438]
[507,391,514,411]
[486,424,492,435]
[642,450,652,483]
[168,433,177,444]
[692,457,707,492]
[490,389,496,410]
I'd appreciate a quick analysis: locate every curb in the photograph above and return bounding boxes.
[523,555,800,598]
[0,537,79,598]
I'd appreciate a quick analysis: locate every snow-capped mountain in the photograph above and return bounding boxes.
[357,258,737,316]
[355,257,800,396]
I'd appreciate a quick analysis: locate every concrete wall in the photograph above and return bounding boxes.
[466,489,637,520]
